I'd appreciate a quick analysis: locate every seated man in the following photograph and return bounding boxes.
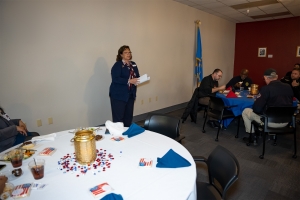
[0,107,39,152]
[281,63,300,83]
[181,69,225,124]
[226,69,252,90]
[281,68,300,100]
[242,68,293,145]
[198,69,225,127]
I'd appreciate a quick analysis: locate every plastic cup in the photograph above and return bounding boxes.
[28,159,45,180]
[240,87,244,91]
[9,149,23,168]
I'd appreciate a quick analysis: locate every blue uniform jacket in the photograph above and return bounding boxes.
[109,61,140,102]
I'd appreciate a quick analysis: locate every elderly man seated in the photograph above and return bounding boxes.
[242,69,293,145]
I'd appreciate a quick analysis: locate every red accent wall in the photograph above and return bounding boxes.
[234,17,300,88]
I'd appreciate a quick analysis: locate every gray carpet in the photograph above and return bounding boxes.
[136,108,300,200]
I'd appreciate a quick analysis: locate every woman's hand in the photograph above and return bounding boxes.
[16,126,27,136]
[19,120,28,131]
[129,78,140,85]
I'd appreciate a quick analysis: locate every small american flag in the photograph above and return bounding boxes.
[12,183,32,198]
[39,147,56,156]
[89,182,112,197]
[139,158,153,167]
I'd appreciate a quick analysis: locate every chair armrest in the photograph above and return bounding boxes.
[193,156,207,163]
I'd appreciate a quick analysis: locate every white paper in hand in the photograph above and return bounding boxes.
[139,74,150,84]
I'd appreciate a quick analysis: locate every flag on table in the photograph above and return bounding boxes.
[195,26,203,82]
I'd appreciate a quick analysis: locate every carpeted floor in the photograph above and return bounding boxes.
[136,108,300,200]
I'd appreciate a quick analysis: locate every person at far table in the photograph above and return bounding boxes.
[181,69,225,125]
[242,68,293,145]
[281,68,300,101]
[198,69,226,128]
[0,107,40,152]
[226,69,252,90]
[281,63,300,83]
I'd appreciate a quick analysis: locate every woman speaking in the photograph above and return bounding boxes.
[109,45,140,127]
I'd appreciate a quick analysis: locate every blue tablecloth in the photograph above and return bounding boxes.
[216,91,298,128]
[216,91,254,128]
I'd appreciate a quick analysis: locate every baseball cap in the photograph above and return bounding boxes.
[264,68,277,76]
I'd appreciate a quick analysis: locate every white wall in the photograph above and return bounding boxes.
[0,0,235,134]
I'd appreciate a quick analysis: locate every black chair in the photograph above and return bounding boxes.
[144,114,185,143]
[193,145,240,200]
[250,106,297,159]
[202,96,240,141]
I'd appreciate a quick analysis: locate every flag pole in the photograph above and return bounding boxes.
[195,20,201,87]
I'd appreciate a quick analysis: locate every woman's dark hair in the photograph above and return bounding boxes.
[116,45,131,61]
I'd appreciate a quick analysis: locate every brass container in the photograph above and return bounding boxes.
[70,130,96,165]
[250,84,259,95]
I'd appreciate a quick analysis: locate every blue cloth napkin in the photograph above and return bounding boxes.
[156,149,191,168]
[122,123,145,138]
[101,193,123,200]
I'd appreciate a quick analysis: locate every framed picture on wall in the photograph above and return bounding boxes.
[258,47,267,57]
[297,46,300,57]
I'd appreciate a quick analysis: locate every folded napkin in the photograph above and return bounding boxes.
[31,133,56,142]
[122,123,145,138]
[226,90,238,98]
[105,120,124,136]
[226,86,232,91]
[156,149,191,168]
[101,193,123,200]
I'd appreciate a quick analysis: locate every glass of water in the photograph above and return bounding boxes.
[240,87,244,92]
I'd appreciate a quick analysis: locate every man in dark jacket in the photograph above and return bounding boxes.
[281,68,300,100]
[226,69,252,90]
[242,68,293,145]
[181,69,225,123]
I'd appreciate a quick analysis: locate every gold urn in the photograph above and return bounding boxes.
[71,129,96,165]
[250,84,259,95]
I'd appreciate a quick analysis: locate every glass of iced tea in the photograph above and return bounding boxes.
[9,149,23,168]
[28,159,45,180]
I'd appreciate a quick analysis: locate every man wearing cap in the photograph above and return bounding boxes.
[242,68,293,145]
[226,69,253,90]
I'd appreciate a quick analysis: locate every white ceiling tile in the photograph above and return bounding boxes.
[173,0,299,23]
[273,14,294,19]
[279,0,300,6]
[217,0,248,6]
[258,3,285,10]
[180,1,199,6]
[263,7,289,14]
[188,0,217,4]
[201,2,227,8]
[212,6,239,14]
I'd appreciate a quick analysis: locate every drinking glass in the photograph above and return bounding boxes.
[9,149,23,168]
[28,159,45,180]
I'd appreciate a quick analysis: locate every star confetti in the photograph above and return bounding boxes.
[57,148,114,177]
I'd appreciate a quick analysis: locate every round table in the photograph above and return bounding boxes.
[0,128,197,200]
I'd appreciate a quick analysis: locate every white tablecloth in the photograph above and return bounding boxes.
[0,128,196,200]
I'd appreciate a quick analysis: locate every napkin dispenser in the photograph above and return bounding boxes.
[250,84,259,95]
[70,130,96,165]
